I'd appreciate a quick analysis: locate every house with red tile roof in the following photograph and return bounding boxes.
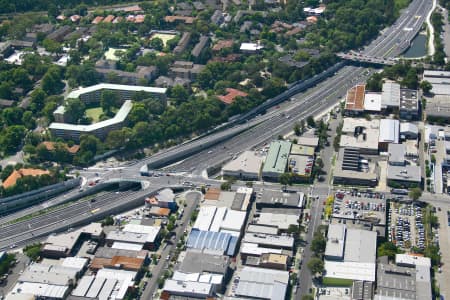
[217,88,248,105]
[92,16,104,24]
[2,168,50,189]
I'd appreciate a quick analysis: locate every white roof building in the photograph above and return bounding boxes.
[364,92,382,112]
[256,213,299,231]
[324,224,377,282]
[72,269,136,300]
[240,42,264,52]
[381,81,400,108]
[395,254,431,268]
[193,206,246,236]
[163,279,213,298]
[66,83,166,99]
[379,119,400,144]
[222,151,263,180]
[8,282,68,299]
[235,266,289,300]
[49,100,133,139]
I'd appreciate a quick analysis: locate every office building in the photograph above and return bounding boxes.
[399,89,420,120]
[222,151,263,180]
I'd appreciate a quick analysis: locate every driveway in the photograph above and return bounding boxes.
[0,253,30,298]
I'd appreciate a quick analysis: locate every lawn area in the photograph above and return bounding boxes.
[85,107,104,123]
[151,33,177,47]
[322,277,353,287]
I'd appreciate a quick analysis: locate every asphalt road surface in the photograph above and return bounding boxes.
[140,191,201,299]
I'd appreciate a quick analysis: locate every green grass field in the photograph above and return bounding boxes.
[151,33,177,47]
[85,107,103,123]
[322,277,353,287]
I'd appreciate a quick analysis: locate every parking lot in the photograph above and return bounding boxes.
[331,190,386,229]
[388,203,425,250]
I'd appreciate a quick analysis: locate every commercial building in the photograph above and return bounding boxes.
[42,223,103,258]
[324,224,377,282]
[234,266,289,300]
[387,164,422,188]
[71,269,137,300]
[340,118,380,154]
[399,89,420,120]
[255,190,304,209]
[50,100,133,141]
[254,212,299,231]
[162,280,213,298]
[388,143,406,166]
[424,95,450,123]
[222,150,263,180]
[381,81,400,110]
[296,136,319,148]
[105,224,160,250]
[186,230,238,256]
[344,84,365,115]
[242,233,294,251]
[400,122,419,140]
[333,148,379,187]
[423,70,450,95]
[262,140,292,180]
[192,206,246,237]
[144,188,176,211]
[364,92,382,112]
[379,119,400,151]
[375,254,432,300]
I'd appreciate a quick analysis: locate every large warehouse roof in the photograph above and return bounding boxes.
[379,119,400,144]
[235,266,289,300]
[262,140,291,175]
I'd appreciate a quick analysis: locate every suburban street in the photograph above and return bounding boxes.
[141,191,201,299]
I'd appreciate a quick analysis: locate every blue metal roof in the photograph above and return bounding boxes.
[187,229,238,256]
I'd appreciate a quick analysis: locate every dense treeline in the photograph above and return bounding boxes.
[0,0,133,14]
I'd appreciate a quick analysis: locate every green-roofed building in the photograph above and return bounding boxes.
[262,140,292,181]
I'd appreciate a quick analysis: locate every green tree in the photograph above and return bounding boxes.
[30,88,47,113]
[377,241,400,260]
[21,111,36,129]
[23,243,42,261]
[307,257,324,276]
[409,187,422,201]
[42,66,64,95]
[1,125,26,154]
[42,38,62,54]
[220,181,231,191]
[65,98,85,124]
[311,231,326,254]
[420,80,432,94]
[306,115,316,128]
[100,90,120,115]
[170,85,189,103]
[294,122,302,136]
[150,38,164,51]
[279,172,293,189]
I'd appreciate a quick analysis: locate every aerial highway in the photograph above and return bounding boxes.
[0,0,433,269]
